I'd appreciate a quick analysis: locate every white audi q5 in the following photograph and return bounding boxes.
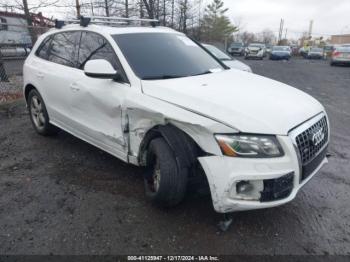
[23,17,330,213]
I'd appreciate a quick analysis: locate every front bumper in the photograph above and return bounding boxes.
[198,121,329,213]
[246,52,263,58]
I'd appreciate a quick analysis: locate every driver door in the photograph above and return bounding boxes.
[69,31,129,160]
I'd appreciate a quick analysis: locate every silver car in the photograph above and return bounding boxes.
[203,44,252,72]
[306,47,324,59]
[330,46,350,66]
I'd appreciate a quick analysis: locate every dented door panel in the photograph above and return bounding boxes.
[69,72,130,160]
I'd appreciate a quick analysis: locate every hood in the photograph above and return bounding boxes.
[223,59,252,72]
[141,70,324,135]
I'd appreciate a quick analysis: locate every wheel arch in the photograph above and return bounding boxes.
[138,124,203,168]
[24,83,38,103]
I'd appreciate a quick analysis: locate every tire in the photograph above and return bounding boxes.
[28,89,59,136]
[144,137,188,207]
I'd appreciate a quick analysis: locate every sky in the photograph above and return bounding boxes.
[224,0,350,38]
[2,0,350,39]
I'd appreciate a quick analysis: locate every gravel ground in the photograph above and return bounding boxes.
[0,57,349,255]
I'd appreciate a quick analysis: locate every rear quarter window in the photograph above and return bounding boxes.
[35,36,52,60]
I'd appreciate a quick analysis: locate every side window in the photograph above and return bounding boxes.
[0,17,7,31]
[78,32,119,70]
[35,36,51,60]
[48,32,80,68]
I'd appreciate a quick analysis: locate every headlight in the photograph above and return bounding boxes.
[215,134,284,158]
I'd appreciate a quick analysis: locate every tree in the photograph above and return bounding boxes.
[239,31,256,45]
[200,0,238,43]
[261,29,275,45]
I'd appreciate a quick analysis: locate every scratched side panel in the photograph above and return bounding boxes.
[123,92,238,163]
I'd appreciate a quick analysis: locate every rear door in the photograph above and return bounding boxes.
[35,31,81,126]
[68,31,129,160]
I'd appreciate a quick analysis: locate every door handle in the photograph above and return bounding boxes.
[70,83,80,91]
[36,72,44,79]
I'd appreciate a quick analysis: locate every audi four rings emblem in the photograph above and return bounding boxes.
[310,127,325,146]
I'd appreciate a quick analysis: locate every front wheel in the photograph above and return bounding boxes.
[144,138,188,207]
[28,89,59,136]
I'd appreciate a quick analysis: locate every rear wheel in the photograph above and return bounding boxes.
[144,137,188,207]
[28,89,59,136]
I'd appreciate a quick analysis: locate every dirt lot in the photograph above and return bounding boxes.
[0,58,349,255]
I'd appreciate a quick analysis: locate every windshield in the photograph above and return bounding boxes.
[230,43,243,47]
[204,44,232,61]
[311,48,323,52]
[249,44,264,48]
[273,46,290,51]
[112,33,224,80]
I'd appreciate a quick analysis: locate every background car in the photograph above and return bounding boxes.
[324,45,334,58]
[269,46,291,60]
[299,46,309,58]
[244,43,266,60]
[227,42,245,56]
[203,44,252,72]
[306,47,324,59]
[330,46,350,66]
[266,44,273,55]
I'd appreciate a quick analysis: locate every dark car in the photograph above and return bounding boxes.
[228,42,245,56]
[269,46,291,60]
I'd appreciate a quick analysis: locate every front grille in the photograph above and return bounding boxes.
[294,116,329,181]
[295,116,328,165]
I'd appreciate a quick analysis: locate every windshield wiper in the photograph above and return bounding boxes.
[192,70,213,76]
[142,75,185,80]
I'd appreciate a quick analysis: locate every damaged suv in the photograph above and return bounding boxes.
[23,19,330,213]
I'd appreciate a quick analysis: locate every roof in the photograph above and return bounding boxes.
[51,24,180,35]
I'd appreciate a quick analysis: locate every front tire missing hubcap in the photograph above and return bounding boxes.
[144,137,188,207]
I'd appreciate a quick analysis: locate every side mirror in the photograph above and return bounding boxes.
[84,59,117,79]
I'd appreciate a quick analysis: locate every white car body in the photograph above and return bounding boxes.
[245,43,266,59]
[23,24,330,213]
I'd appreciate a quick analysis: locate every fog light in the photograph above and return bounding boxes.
[231,180,263,201]
[236,181,254,194]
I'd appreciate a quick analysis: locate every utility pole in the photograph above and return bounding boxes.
[278,18,284,44]
[75,0,81,17]
[285,28,288,40]
[308,20,313,38]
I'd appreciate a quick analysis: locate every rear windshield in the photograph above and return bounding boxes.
[311,48,323,52]
[273,46,289,51]
[336,47,350,52]
[112,33,224,80]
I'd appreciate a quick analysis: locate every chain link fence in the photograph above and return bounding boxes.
[0,25,50,104]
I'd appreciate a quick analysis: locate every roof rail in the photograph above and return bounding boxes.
[54,15,159,29]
